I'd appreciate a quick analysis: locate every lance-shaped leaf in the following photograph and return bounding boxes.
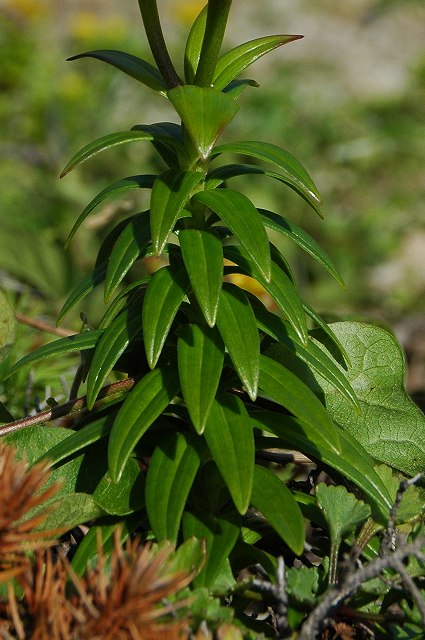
[213,35,303,91]
[303,301,351,367]
[179,229,223,327]
[178,323,224,434]
[5,331,102,378]
[216,284,260,401]
[223,79,259,100]
[104,212,151,301]
[212,141,321,215]
[65,175,155,247]
[224,246,308,345]
[108,366,180,482]
[203,393,254,514]
[259,354,340,451]
[150,170,204,254]
[316,483,371,584]
[259,209,344,286]
[142,265,189,369]
[61,130,165,178]
[192,189,271,282]
[132,122,187,168]
[208,163,322,217]
[58,263,107,324]
[184,5,207,83]
[251,464,305,555]
[253,303,359,411]
[168,85,239,159]
[67,49,168,95]
[145,432,202,543]
[250,410,393,522]
[183,511,240,588]
[86,306,143,409]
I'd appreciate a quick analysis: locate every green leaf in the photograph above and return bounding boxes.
[374,464,424,524]
[60,130,162,178]
[259,209,344,286]
[203,394,254,514]
[316,483,370,583]
[68,49,168,95]
[192,190,271,282]
[213,35,303,91]
[179,229,223,327]
[250,410,393,522]
[142,265,189,369]
[0,401,14,423]
[183,511,240,589]
[259,354,340,449]
[207,163,322,217]
[184,5,207,83]
[150,171,204,254]
[6,331,102,378]
[251,299,359,410]
[86,307,143,409]
[224,246,308,345]
[57,263,107,324]
[166,537,206,578]
[251,464,305,555]
[178,324,224,434]
[310,322,425,476]
[303,301,351,367]
[38,493,104,532]
[223,79,259,99]
[104,211,151,301]
[216,284,260,401]
[212,141,321,213]
[98,279,148,329]
[286,566,319,607]
[146,432,202,542]
[108,366,180,482]
[168,85,239,159]
[0,290,15,363]
[65,175,155,247]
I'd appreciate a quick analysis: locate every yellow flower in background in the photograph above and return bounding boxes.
[171,0,205,26]
[58,71,88,102]
[2,0,47,20]
[71,11,130,45]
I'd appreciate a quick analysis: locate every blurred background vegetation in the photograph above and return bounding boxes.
[1,0,424,413]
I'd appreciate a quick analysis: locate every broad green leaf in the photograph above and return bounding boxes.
[166,536,206,578]
[38,493,103,532]
[216,284,260,401]
[250,298,359,410]
[250,410,393,522]
[212,141,321,213]
[224,246,308,345]
[192,190,271,282]
[316,483,370,583]
[150,171,204,254]
[0,290,15,363]
[374,465,424,524]
[60,130,162,178]
[142,265,189,368]
[259,209,344,286]
[207,163,322,217]
[203,394,254,514]
[179,228,223,326]
[251,464,305,555]
[104,211,151,301]
[68,49,168,95]
[286,566,319,607]
[310,322,425,476]
[65,175,155,247]
[184,5,207,83]
[168,85,239,159]
[86,306,143,409]
[57,263,107,324]
[108,366,180,482]
[259,354,340,449]
[146,432,202,542]
[213,35,303,91]
[6,331,102,378]
[178,324,224,433]
[183,511,240,589]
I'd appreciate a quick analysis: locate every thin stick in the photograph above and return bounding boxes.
[15,313,74,337]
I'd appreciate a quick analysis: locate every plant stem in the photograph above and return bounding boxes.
[194,0,233,87]
[137,0,182,88]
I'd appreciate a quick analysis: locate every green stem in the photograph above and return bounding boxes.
[194,0,233,87]
[137,0,182,88]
